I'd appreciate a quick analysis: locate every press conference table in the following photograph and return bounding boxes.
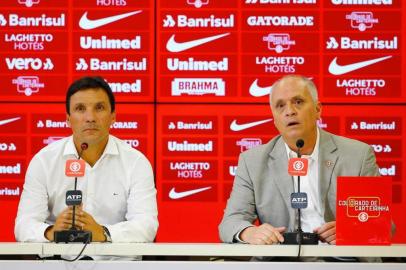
[0,243,404,270]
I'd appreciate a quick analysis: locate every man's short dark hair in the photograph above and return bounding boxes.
[66,76,115,114]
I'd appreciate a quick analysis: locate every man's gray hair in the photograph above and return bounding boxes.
[270,75,318,103]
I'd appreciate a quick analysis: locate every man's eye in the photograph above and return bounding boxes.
[75,106,85,112]
[96,104,105,111]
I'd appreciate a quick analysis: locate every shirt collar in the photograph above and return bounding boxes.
[284,128,320,160]
[63,135,119,158]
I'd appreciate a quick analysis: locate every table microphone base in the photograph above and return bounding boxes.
[281,232,319,245]
[54,230,92,243]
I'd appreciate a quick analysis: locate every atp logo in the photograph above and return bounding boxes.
[187,0,209,8]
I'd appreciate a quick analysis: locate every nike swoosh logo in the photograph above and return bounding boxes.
[79,10,142,30]
[230,118,273,131]
[168,187,211,199]
[166,33,230,52]
[249,79,273,97]
[0,117,21,126]
[328,55,392,75]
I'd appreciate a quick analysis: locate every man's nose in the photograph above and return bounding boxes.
[84,109,96,122]
[284,102,297,116]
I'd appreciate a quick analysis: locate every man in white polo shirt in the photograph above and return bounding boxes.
[15,76,158,255]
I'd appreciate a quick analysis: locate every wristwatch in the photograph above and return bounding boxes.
[102,226,112,242]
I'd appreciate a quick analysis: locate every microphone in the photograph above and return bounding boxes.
[282,139,318,246]
[54,142,92,243]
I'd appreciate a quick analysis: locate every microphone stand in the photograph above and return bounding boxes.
[54,143,92,243]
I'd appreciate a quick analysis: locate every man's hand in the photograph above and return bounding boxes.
[44,207,75,241]
[74,207,106,242]
[314,221,336,244]
[240,224,286,245]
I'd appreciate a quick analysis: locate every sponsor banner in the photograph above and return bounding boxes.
[223,137,267,156]
[326,55,399,76]
[162,138,217,156]
[159,0,238,9]
[31,135,66,154]
[73,32,149,53]
[324,11,401,32]
[223,160,238,181]
[377,161,402,181]
[117,137,147,154]
[361,139,402,158]
[242,32,319,54]
[158,76,237,101]
[346,117,402,135]
[325,0,400,9]
[110,114,148,134]
[161,54,236,74]
[324,33,400,52]
[73,0,150,8]
[162,159,218,180]
[242,11,319,30]
[161,32,234,53]
[224,116,276,134]
[1,31,68,52]
[243,54,319,75]
[0,115,26,133]
[31,114,70,133]
[73,9,148,31]
[223,182,233,202]
[0,0,67,8]
[0,136,26,155]
[72,74,152,101]
[162,116,217,134]
[316,117,340,134]
[0,75,68,101]
[242,0,319,7]
[0,10,66,29]
[0,182,22,201]
[162,183,218,201]
[0,53,67,74]
[0,159,25,179]
[160,11,236,30]
[73,54,149,73]
[323,76,401,99]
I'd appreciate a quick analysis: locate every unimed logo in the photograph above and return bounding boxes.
[0,163,21,174]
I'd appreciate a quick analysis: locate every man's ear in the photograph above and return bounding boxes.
[66,114,71,128]
[110,111,116,125]
[316,101,322,119]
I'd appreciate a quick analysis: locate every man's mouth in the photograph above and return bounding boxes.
[287,121,300,127]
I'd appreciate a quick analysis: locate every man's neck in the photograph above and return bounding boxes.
[285,130,318,156]
[74,137,109,167]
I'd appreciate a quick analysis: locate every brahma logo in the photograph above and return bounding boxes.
[12,76,44,96]
[171,78,225,96]
[345,12,378,31]
[187,0,209,8]
[263,33,295,53]
[18,0,40,7]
